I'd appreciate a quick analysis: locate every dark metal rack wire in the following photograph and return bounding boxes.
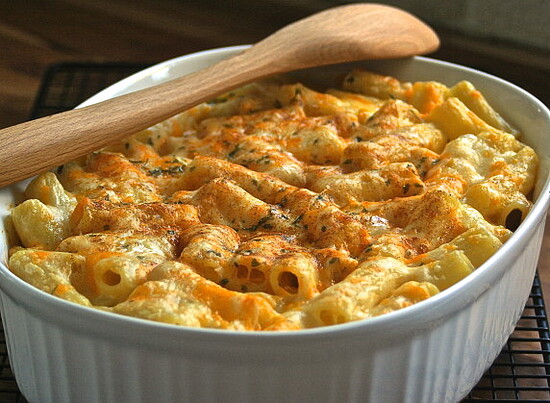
[0,62,548,402]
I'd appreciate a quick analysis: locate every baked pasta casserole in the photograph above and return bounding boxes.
[8,70,538,331]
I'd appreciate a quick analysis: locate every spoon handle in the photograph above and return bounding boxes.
[0,49,271,187]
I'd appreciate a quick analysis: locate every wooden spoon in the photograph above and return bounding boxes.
[0,3,438,187]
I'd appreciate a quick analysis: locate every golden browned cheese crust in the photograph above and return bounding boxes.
[8,70,538,330]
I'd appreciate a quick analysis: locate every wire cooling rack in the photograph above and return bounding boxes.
[0,62,548,402]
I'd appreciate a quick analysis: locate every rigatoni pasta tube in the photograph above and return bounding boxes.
[368,281,440,317]
[9,249,91,306]
[269,252,320,299]
[174,156,292,204]
[308,162,424,205]
[57,232,173,306]
[11,199,68,250]
[412,226,502,269]
[464,178,532,230]
[225,235,326,295]
[302,251,473,327]
[449,80,515,134]
[87,255,153,306]
[414,249,474,290]
[25,171,77,210]
[183,177,294,234]
[426,97,499,140]
[179,224,240,283]
[70,198,200,235]
[11,172,77,249]
[341,69,411,100]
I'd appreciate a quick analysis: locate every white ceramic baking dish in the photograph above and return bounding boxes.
[0,46,549,403]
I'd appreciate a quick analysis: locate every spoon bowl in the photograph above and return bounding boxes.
[0,3,438,187]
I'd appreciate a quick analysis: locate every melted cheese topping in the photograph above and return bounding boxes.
[8,70,538,331]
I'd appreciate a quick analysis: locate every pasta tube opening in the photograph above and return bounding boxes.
[89,256,151,306]
[277,271,299,294]
[505,208,523,232]
[269,254,319,299]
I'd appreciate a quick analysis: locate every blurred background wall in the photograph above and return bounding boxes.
[364,0,549,51]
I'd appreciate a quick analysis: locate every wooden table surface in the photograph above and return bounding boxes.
[1,0,549,306]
